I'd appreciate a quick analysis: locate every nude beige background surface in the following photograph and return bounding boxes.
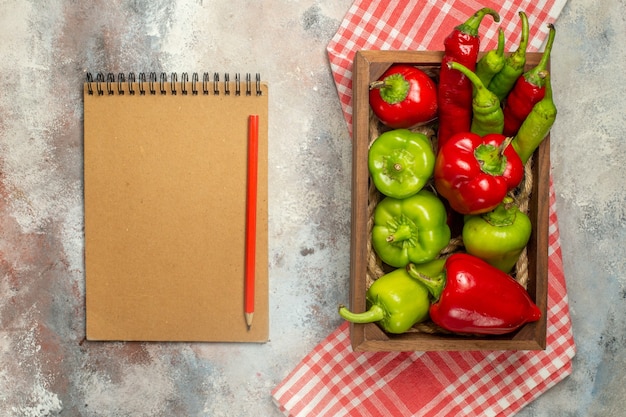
[0,0,624,415]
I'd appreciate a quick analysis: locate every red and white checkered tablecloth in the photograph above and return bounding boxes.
[273,1,574,416]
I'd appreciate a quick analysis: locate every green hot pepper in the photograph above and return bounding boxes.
[338,266,432,334]
[475,27,506,90]
[448,61,504,136]
[372,190,451,268]
[512,72,557,164]
[463,197,532,272]
[368,129,436,199]
[488,11,529,101]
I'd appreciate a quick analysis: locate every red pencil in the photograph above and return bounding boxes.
[245,114,259,329]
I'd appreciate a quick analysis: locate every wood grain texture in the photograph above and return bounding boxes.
[350,51,549,352]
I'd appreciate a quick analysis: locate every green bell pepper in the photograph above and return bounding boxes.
[462,197,532,272]
[372,190,451,267]
[368,128,435,199]
[338,266,432,334]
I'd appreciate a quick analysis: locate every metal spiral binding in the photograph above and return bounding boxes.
[86,72,263,96]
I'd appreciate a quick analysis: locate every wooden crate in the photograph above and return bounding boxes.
[349,50,549,351]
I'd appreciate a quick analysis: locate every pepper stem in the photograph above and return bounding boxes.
[474,137,511,176]
[481,197,518,227]
[369,73,410,105]
[338,304,385,324]
[524,24,556,87]
[448,61,499,112]
[495,27,505,56]
[455,7,500,37]
[448,61,485,92]
[386,224,412,243]
[507,12,529,69]
[406,263,445,301]
[544,72,554,103]
[499,136,514,156]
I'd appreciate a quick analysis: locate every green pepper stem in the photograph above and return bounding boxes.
[481,197,518,227]
[448,61,485,92]
[448,61,500,116]
[499,136,514,156]
[475,27,506,88]
[525,24,556,87]
[544,72,554,102]
[338,304,385,324]
[386,224,412,243]
[406,263,445,301]
[495,27,505,56]
[455,7,500,37]
[369,73,409,105]
[473,136,511,176]
[507,12,529,69]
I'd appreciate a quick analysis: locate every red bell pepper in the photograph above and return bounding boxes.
[434,132,523,215]
[437,7,500,149]
[407,253,541,335]
[369,64,438,129]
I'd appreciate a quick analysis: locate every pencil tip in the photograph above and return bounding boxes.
[245,312,254,330]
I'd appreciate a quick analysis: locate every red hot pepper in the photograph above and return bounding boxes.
[512,72,557,164]
[407,253,541,335]
[434,132,523,215]
[437,7,500,149]
[503,24,556,137]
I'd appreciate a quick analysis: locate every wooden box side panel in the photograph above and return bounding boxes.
[349,51,373,348]
[350,51,549,352]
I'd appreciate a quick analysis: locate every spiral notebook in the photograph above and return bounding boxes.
[83,72,269,342]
